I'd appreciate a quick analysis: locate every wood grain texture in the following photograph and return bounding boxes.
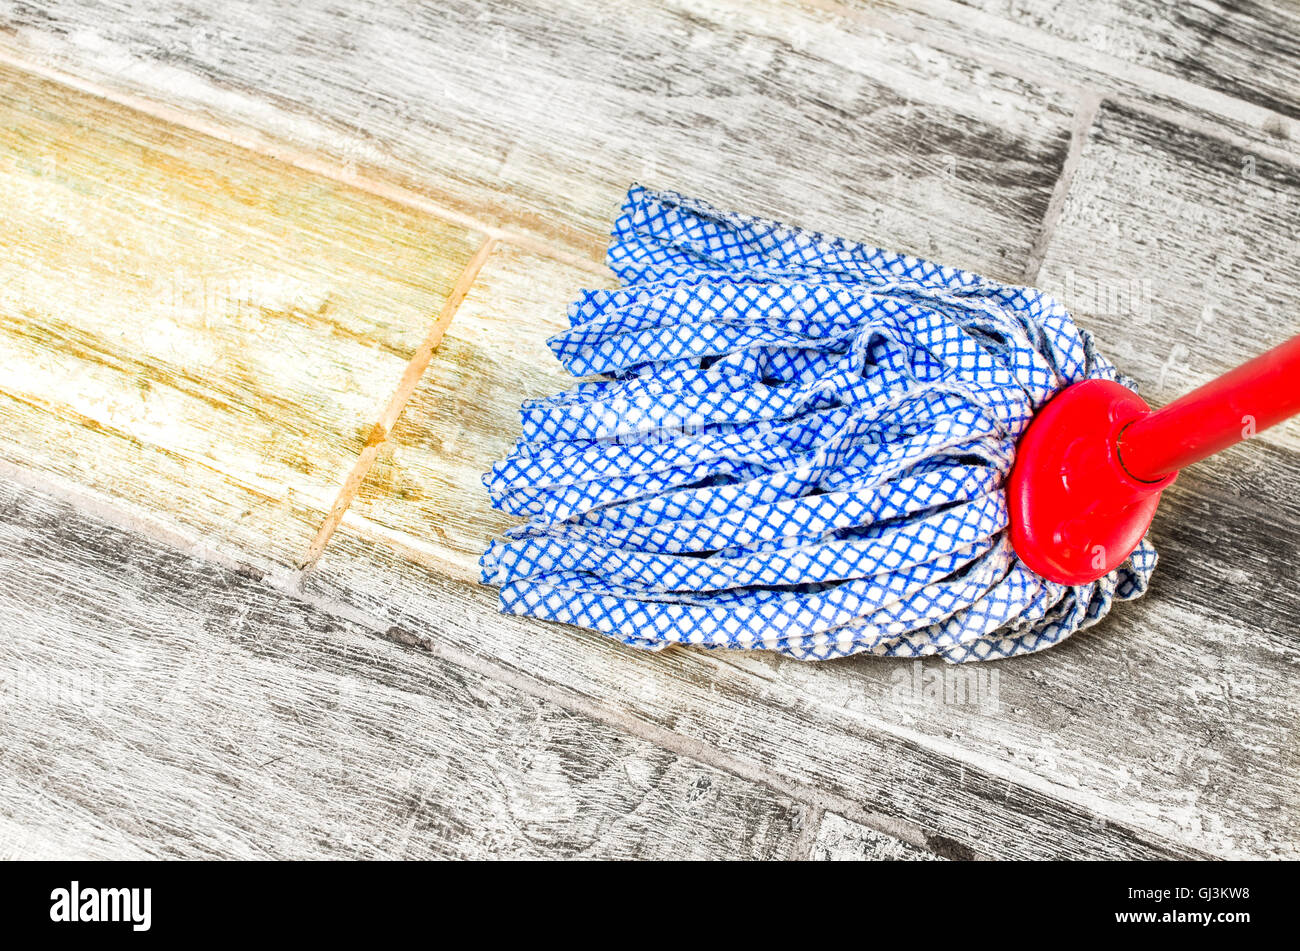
[347,243,609,580]
[0,0,1078,278]
[1035,100,1300,454]
[0,63,482,567]
[812,813,943,860]
[0,475,806,860]
[307,522,1300,859]
[1145,440,1300,649]
[954,0,1300,121]
[1,0,1295,864]
[772,0,1300,175]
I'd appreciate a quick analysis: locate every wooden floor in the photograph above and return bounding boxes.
[0,0,1296,860]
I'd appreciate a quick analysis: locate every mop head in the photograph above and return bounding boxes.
[480,186,1156,662]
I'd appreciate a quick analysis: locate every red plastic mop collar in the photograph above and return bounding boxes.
[1009,332,1300,584]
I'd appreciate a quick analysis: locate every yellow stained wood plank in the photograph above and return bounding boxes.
[343,243,609,579]
[0,64,483,565]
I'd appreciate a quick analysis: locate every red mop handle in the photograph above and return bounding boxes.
[1118,332,1300,481]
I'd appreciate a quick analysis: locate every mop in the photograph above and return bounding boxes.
[480,186,1300,662]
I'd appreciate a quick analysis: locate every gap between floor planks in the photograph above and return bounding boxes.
[299,236,498,569]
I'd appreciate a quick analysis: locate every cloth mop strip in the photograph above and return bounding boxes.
[496,390,990,497]
[497,535,1020,659]
[483,492,1005,593]
[494,465,997,555]
[488,408,1001,523]
[496,539,996,650]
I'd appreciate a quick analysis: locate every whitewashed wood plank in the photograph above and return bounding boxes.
[0,63,482,568]
[0,0,1078,278]
[309,525,1291,858]
[0,475,804,860]
[0,394,331,570]
[952,0,1300,121]
[812,813,943,860]
[1143,440,1300,647]
[1035,100,1300,455]
[812,0,1299,166]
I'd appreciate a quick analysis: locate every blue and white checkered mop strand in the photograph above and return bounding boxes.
[480,185,1156,662]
